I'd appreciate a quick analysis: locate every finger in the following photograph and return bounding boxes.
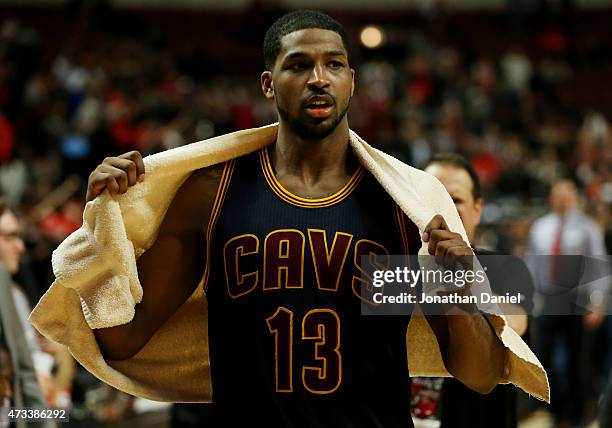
[442,242,471,271]
[433,239,454,266]
[89,173,110,195]
[427,229,442,255]
[98,165,129,193]
[105,157,138,186]
[120,151,145,180]
[98,172,120,195]
[423,215,443,242]
[427,229,456,256]
[87,171,114,201]
[434,239,465,268]
[115,169,128,193]
[422,215,449,242]
[440,240,472,265]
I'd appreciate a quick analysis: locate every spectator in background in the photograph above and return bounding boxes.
[0,198,52,428]
[527,179,610,427]
[410,153,532,428]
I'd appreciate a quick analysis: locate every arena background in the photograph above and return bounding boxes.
[0,0,610,427]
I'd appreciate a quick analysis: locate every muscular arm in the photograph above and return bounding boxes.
[425,311,506,394]
[420,216,506,394]
[93,165,224,360]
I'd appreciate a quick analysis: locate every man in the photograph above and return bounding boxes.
[31,10,547,427]
[527,179,609,427]
[421,153,532,428]
[89,11,505,426]
[0,200,51,428]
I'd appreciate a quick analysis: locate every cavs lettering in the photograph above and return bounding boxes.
[203,148,420,420]
[223,229,389,303]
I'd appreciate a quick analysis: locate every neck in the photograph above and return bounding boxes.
[554,207,575,216]
[273,119,354,182]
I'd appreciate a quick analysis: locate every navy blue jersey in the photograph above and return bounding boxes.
[204,146,420,427]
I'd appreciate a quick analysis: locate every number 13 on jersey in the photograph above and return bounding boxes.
[266,307,342,394]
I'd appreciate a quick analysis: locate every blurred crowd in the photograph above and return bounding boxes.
[0,1,610,426]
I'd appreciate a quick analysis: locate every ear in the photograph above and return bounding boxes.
[261,71,274,100]
[474,197,484,225]
[350,68,355,97]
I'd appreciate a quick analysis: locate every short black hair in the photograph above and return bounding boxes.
[263,10,350,70]
[422,153,482,201]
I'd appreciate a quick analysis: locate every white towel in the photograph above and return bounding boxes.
[30,123,549,403]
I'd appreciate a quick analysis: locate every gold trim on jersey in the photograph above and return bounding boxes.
[351,239,390,305]
[262,229,306,291]
[307,229,353,292]
[301,308,342,394]
[393,203,414,273]
[394,204,410,255]
[224,234,260,299]
[259,146,365,208]
[266,306,294,392]
[203,160,235,293]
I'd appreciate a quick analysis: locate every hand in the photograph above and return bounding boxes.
[584,311,605,331]
[86,151,145,202]
[422,214,473,271]
[37,334,62,357]
[0,378,11,402]
[36,373,54,402]
[0,348,12,401]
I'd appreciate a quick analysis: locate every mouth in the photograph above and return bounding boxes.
[304,95,334,119]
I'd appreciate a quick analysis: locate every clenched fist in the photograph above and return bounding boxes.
[86,151,145,202]
[422,214,473,271]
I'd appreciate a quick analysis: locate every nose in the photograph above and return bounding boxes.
[15,237,25,255]
[307,63,330,90]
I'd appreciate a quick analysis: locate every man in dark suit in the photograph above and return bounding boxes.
[414,154,532,428]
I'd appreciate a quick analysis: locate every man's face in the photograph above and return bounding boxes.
[0,210,24,275]
[424,163,483,242]
[261,28,355,139]
[549,180,578,213]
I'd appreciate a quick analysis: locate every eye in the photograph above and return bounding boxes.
[328,61,344,68]
[287,62,308,71]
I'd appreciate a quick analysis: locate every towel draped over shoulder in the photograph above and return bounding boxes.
[30,123,549,403]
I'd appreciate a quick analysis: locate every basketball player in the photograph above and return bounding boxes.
[85,11,505,426]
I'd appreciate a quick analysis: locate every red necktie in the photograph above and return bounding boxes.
[550,215,564,284]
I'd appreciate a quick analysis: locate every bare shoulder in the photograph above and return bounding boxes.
[161,163,226,233]
[180,163,225,194]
